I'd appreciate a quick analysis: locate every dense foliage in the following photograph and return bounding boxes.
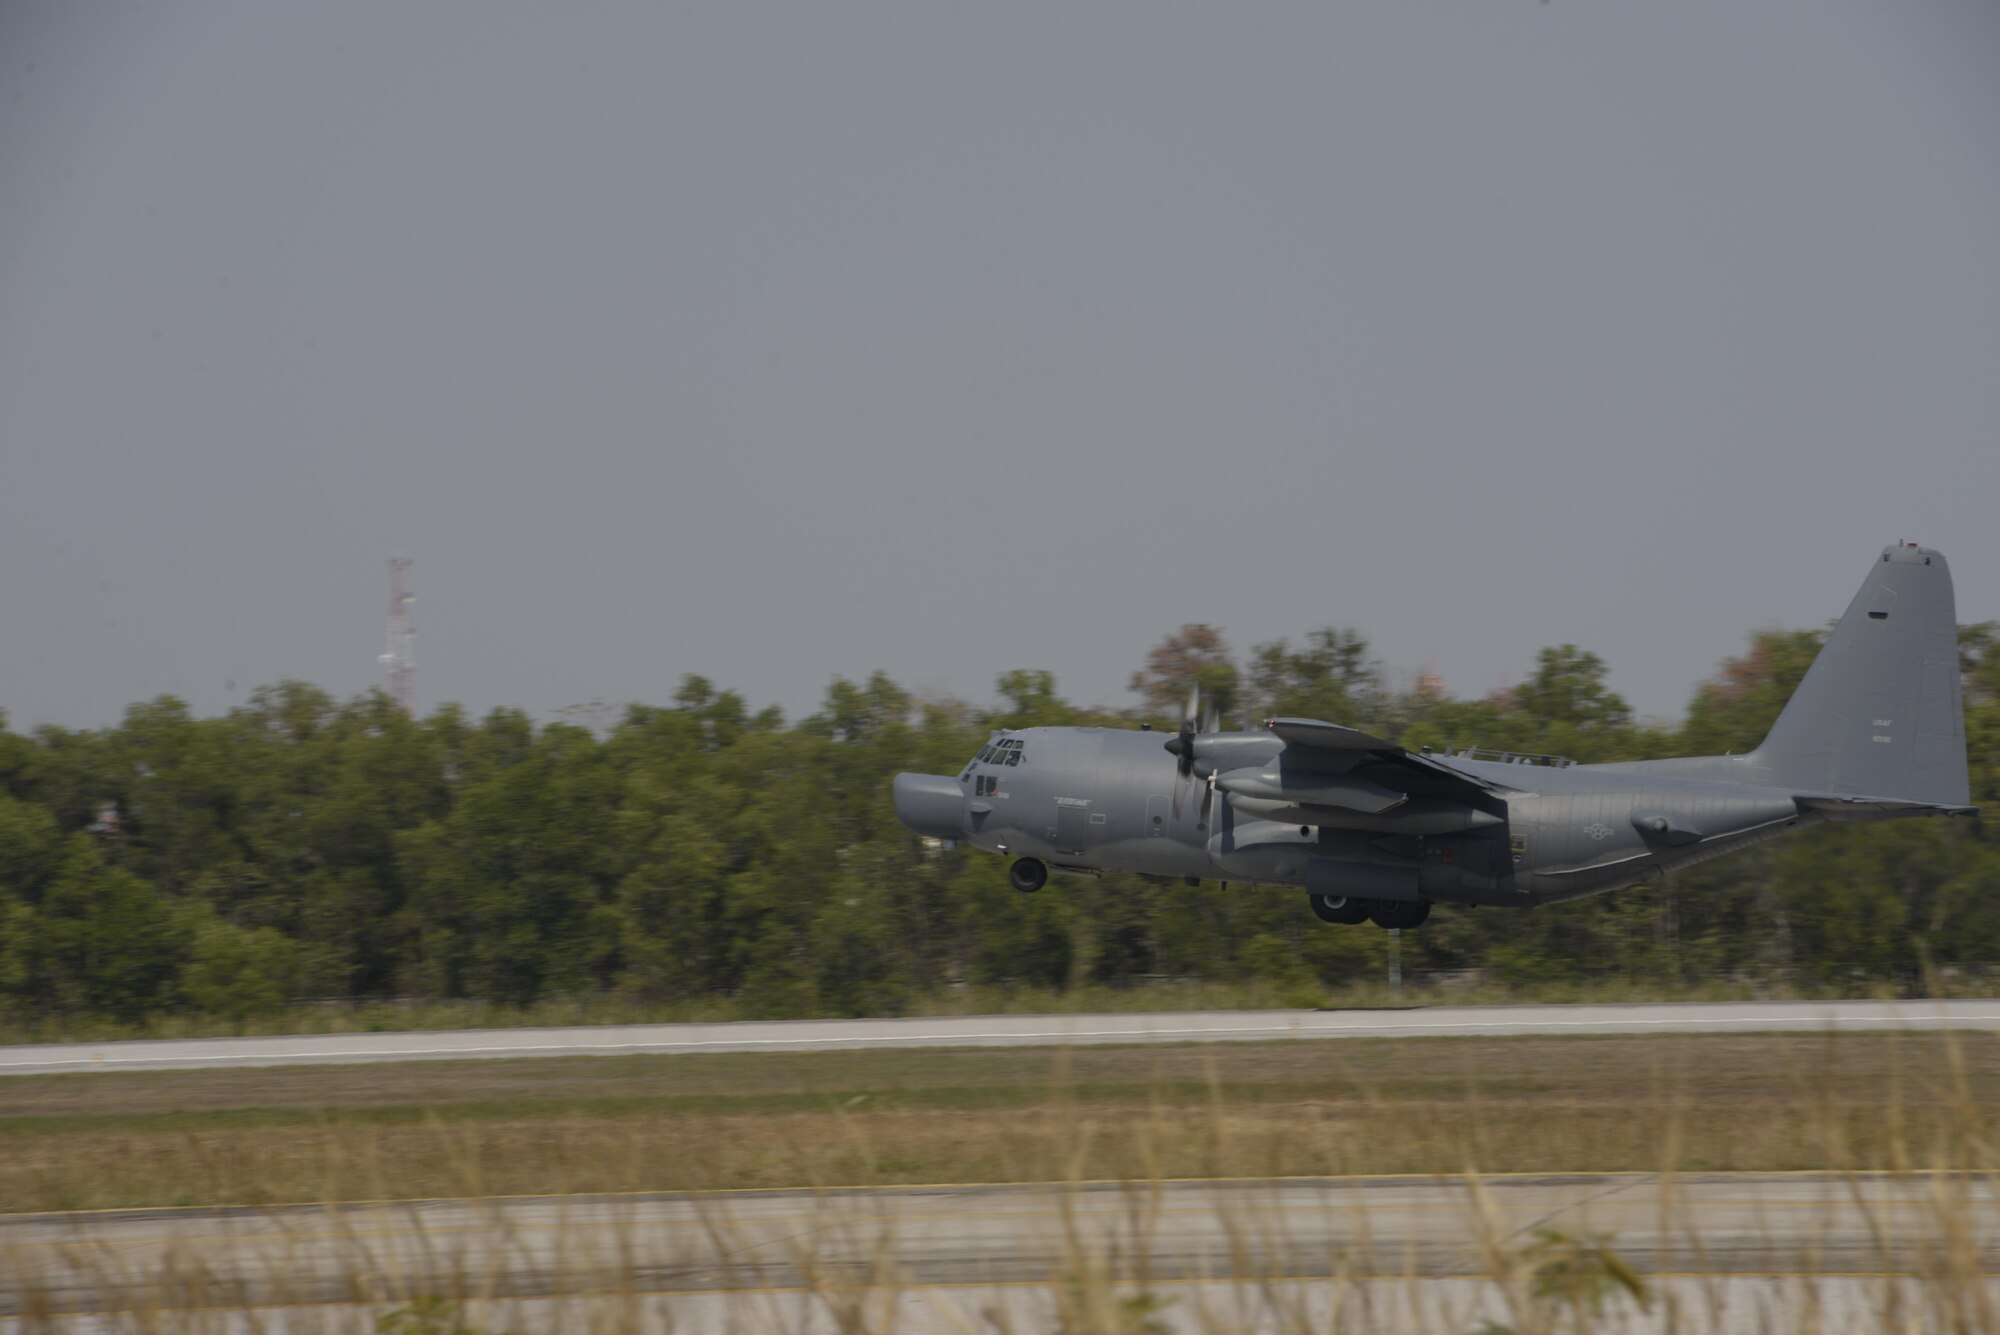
[0,622,1996,1023]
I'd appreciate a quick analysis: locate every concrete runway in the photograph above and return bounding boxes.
[4,998,1999,1075]
[4,1173,1996,1327]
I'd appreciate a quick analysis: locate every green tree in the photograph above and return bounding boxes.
[178,909,297,1018]
[1679,630,1825,757]
[1129,625,1240,723]
[1516,645,1630,730]
[399,719,620,1004]
[35,835,187,1021]
[994,670,1080,726]
[1248,628,1379,726]
[0,793,62,903]
[0,893,31,999]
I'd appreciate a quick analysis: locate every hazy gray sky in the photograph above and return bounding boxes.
[3,2,1997,731]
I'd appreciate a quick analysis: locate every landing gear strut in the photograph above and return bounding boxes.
[1009,858,1048,894]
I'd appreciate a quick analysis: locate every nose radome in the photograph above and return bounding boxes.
[894,772,966,841]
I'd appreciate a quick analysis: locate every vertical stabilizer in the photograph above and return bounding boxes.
[1749,544,1967,804]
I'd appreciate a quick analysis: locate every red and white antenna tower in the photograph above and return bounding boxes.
[380,556,416,710]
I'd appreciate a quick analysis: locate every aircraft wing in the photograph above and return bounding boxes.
[1263,717,1512,799]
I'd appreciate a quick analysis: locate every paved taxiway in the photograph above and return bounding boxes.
[4,1173,1996,1323]
[4,999,1998,1076]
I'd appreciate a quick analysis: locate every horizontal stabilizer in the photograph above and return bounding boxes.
[1795,795,1980,822]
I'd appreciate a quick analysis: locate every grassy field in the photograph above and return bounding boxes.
[0,974,1963,1047]
[6,1031,1998,1332]
[3,1030,1996,1213]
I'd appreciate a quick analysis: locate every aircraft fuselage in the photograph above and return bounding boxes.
[902,725,1815,909]
[893,544,1974,928]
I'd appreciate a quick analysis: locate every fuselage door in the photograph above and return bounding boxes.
[1054,799,1090,856]
[1145,793,1168,838]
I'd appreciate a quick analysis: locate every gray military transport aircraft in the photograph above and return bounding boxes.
[894,544,1977,929]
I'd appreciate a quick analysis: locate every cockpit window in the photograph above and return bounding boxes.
[970,738,1026,770]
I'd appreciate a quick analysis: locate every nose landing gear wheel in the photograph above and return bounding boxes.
[1009,858,1048,894]
[1308,893,1370,925]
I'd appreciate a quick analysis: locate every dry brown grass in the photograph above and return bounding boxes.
[4,1030,1999,1332]
[7,1030,1992,1117]
[2,1032,1995,1212]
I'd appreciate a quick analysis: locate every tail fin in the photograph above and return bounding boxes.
[1748,543,1968,805]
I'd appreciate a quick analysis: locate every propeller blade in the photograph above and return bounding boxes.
[1170,730,1195,812]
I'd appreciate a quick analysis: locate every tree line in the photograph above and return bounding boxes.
[0,621,1995,1022]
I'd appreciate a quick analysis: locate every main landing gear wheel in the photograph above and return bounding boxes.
[1308,893,1370,925]
[1366,899,1431,930]
[1009,857,1048,894]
